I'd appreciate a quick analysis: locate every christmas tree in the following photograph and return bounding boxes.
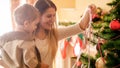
[59,0,120,67]
[92,0,120,68]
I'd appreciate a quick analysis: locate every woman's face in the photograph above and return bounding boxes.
[40,7,56,30]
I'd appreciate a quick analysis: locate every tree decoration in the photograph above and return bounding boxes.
[61,37,71,59]
[109,19,120,30]
[95,57,106,68]
[92,7,102,22]
[73,34,86,56]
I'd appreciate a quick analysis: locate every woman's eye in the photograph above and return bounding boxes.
[47,15,52,18]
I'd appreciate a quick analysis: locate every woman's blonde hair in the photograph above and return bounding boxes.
[47,23,58,59]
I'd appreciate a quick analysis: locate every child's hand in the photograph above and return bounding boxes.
[40,63,49,68]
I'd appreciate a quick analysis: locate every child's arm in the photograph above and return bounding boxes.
[23,45,39,68]
[21,41,41,68]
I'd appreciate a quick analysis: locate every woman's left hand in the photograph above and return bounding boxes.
[88,4,97,15]
[79,4,97,30]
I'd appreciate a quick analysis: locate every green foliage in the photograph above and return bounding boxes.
[78,33,84,40]
[105,53,120,68]
[107,0,118,6]
[102,39,120,50]
[59,22,76,26]
[96,37,120,67]
[107,0,120,19]
[92,21,103,29]
[103,14,114,22]
[92,0,120,67]
[80,53,96,68]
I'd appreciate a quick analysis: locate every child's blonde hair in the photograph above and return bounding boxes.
[14,4,40,25]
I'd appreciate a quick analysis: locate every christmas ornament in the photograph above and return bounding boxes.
[92,14,100,19]
[109,20,120,30]
[78,34,86,50]
[73,35,86,56]
[76,61,82,66]
[96,37,105,64]
[92,14,101,22]
[92,7,103,22]
[96,43,102,51]
[96,7,102,14]
[95,57,106,68]
[73,37,82,56]
[61,38,71,59]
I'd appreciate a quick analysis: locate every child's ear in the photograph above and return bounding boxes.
[24,20,29,27]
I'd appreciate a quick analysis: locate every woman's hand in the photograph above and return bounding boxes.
[88,4,97,15]
[79,4,96,30]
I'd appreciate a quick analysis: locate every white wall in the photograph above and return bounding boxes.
[53,0,112,22]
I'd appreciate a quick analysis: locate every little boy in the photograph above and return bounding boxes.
[0,4,41,68]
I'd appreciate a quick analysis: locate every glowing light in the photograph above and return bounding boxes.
[0,0,27,36]
[20,0,26,5]
[0,1,12,36]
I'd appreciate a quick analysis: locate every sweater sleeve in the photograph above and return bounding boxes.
[22,41,39,68]
[58,23,84,40]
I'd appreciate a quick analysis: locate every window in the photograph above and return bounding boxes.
[0,1,12,36]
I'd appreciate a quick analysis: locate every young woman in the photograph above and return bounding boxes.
[34,0,96,68]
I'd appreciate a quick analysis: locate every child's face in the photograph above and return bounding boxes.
[26,17,40,33]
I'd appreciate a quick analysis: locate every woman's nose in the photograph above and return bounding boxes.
[50,16,55,22]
